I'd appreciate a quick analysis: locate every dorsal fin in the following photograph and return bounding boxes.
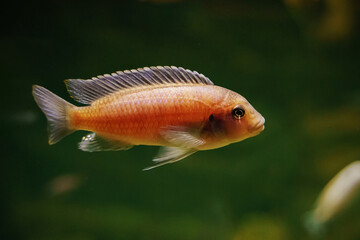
[65,66,213,104]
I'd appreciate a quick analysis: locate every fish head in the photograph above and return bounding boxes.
[210,90,265,144]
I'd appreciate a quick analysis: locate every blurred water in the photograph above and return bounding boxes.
[2,1,360,239]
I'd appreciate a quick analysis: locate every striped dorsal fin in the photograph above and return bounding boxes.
[65,66,213,104]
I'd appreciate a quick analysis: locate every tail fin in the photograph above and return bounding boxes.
[32,85,75,145]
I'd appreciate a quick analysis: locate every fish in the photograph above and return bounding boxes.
[305,161,360,235]
[32,66,265,170]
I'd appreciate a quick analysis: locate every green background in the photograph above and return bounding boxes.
[2,1,360,239]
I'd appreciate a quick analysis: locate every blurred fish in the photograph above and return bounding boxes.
[32,66,265,170]
[47,174,83,196]
[305,161,360,235]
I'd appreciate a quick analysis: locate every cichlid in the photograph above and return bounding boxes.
[32,66,265,170]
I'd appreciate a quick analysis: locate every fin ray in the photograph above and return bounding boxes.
[143,147,196,171]
[79,133,133,152]
[32,85,75,144]
[65,66,213,104]
[161,126,205,149]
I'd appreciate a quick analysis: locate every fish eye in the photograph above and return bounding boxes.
[232,106,245,119]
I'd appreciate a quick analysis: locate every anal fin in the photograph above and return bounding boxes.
[79,133,133,152]
[143,147,196,171]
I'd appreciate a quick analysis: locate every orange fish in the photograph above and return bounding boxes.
[33,66,265,170]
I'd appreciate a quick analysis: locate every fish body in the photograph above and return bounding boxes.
[33,66,265,169]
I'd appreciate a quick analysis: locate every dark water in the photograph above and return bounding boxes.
[2,1,360,239]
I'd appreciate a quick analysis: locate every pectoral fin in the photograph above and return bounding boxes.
[142,126,204,170]
[143,147,197,171]
[161,126,205,149]
[79,133,133,152]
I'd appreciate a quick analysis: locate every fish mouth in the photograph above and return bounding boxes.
[253,118,265,132]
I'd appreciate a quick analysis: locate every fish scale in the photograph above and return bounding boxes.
[69,86,213,144]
